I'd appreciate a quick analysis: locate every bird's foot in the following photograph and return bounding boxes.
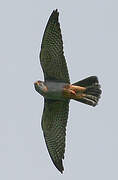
[63,84,86,99]
[70,90,76,96]
[70,85,86,93]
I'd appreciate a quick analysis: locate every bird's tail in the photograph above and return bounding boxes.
[72,76,102,107]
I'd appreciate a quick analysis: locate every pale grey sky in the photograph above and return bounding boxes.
[0,0,118,179]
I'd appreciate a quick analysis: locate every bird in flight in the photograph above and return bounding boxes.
[34,9,102,173]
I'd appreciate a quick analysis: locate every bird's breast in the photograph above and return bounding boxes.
[44,81,69,100]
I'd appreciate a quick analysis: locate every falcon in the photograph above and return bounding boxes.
[34,9,102,173]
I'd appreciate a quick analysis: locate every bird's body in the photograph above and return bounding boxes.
[35,81,88,101]
[34,9,102,173]
[44,81,68,100]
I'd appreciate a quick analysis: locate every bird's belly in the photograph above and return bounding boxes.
[45,89,65,100]
[44,81,70,100]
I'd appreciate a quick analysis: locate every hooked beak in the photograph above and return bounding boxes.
[34,81,40,86]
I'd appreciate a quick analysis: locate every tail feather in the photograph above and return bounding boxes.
[72,76,102,107]
[73,76,99,87]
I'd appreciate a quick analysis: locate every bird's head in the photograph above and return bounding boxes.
[34,80,48,96]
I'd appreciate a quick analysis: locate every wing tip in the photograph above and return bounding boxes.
[53,159,64,174]
[49,9,59,22]
[53,9,59,14]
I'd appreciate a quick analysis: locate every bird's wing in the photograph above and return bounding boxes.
[41,99,69,173]
[40,9,70,83]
